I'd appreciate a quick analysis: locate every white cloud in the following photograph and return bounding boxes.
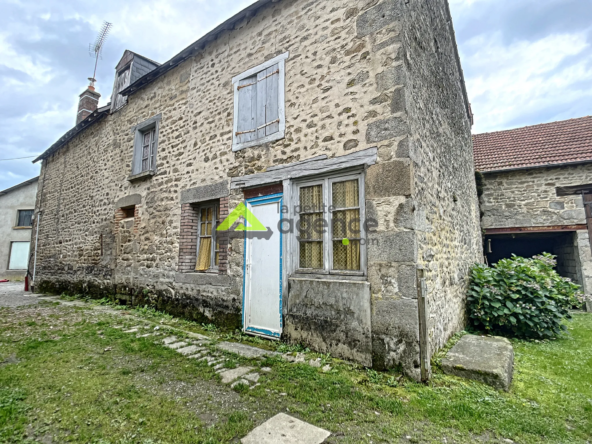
[463,32,592,132]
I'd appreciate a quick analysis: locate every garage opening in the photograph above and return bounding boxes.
[485,231,582,286]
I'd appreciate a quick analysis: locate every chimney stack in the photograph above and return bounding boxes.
[76,78,101,125]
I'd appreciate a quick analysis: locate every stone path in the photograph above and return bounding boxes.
[8,294,332,442]
[118,325,333,392]
[119,326,268,389]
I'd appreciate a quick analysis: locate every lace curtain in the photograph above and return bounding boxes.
[299,185,324,269]
[332,180,360,271]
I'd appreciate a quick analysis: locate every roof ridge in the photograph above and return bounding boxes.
[473,115,592,137]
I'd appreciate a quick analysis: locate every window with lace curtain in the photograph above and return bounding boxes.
[195,204,221,272]
[295,172,365,275]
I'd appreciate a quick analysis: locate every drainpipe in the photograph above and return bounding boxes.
[32,210,42,289]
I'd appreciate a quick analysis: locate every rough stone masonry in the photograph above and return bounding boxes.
[30,0,482,380]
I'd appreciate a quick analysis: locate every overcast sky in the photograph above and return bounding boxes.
[0,0,590,191]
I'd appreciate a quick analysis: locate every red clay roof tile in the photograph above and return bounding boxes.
[472,116,592,172]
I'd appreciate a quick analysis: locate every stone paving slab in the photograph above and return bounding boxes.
[219,366,254,384]
[217,341,279,358]
[162,336,178,344]
[244,373,260,383]
[177,345,203,356]
[166,341,188,350]
[241,413,331,444]
[442,334,514,391]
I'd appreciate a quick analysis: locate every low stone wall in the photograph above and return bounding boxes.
[285,278,372,366]
[36,277,242,329]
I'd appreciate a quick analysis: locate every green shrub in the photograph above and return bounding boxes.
[467,253,584,339]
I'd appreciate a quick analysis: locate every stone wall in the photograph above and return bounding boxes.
[576,231,592,294]
[31,0,478,378]
[399,0,483,376]
[555,232,581,286]
[481,164,591,229]
[481,164,592,294]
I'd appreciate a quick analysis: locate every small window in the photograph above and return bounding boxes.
[295,172,365,274]
[195,204,221,271]
[139,127,156,172]
[121,206,135,219]
[131,115,161,177]
[232,52,289,151]
[16,210,34,227]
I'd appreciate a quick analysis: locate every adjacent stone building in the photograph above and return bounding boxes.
[474,116,592,294]
[31,0,482,380]
[0,177,39,280]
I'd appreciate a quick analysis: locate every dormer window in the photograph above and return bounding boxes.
[110,50,160,114]
[111,66,131,111]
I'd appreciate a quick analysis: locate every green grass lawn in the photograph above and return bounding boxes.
[1,301,591,443]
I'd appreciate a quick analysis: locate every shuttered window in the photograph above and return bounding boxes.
[232,52,288,151]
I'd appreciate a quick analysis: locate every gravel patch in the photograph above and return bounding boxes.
[0,282,39,307]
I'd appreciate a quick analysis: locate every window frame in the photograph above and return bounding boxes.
[293,169,366,276]
[140,127,157,173]
[231,52,289,152]
[131,114,161,177]
[196,202,220,273]
[8,241,30,270]
[111,64,131,112]
[15,209,34,228]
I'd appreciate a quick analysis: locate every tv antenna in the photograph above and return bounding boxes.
[88,21,113,88]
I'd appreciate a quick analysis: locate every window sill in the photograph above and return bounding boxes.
[12,226,32,230]
[232,130,285,152]
[127,170,155,182]
[293,271,367,281]
[289,274,368,283]
[175,272,230,287]
[295,269,365,277]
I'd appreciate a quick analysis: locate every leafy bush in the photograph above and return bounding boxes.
[467,254,584,339]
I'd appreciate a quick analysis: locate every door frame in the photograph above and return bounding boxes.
[242,192,284,339]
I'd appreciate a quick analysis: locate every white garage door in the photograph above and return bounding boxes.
[8,242,30,270]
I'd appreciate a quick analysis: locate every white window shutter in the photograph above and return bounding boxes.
[256,69,267,140]
[256,64,280,139]
[237,75,257,144]
[265,63,280,136]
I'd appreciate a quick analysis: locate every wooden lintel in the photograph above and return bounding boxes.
[485,225,587,235]
[556,184,592,196]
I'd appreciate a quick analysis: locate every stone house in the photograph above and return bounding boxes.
[474,116,592,294]
[0,177,39,280]
[30,0,482,380]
